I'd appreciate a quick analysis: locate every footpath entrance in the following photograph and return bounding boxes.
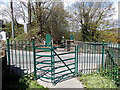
[6,38,119,85]
[35,45,78,85]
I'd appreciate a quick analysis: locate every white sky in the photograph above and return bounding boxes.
[0,0,119,23]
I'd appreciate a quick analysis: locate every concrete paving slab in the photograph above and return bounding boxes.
[37,77,84,88]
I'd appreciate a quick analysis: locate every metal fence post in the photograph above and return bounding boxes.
[7,37,10,74]
[51,47,55,85]
[75,45,78,75]
[32,37,36,80]
[117,43,120,83]
[102,40,105,69]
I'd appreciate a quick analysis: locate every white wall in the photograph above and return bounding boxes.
[24,23,27,33]
[0,31,6,40]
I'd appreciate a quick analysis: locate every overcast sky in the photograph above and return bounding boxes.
[0,0,119,24]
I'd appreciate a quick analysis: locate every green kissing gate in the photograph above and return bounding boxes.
[6,38,120,85]
[34,45,78,85]
[6,38,78,85]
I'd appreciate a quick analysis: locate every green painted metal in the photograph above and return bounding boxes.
[35,47,52,50]
[32,38,36,80]
[36,50,51,53]
[36,61,51,65]
[53,50,75,76]
[11,40,13,65]
[54,67,75,74]
[117,44,120,83]
[75,46,78,75]
[36,56,42,59]
[7,38,10,74]
[18,40,21,67]
[22,40,24,70]
[6,39,119,85]
[75,46,77,74]
[25,41,28,74]
[54,63,75,69]
[102,41,105,69]
[39,66,51,69]
[46,34,52,46]
[36,54,54,57]
[104,43,119,83]
[51,47,55,84]
[70,34,74,40]
[108,48,116,65]
[29,41,32,73]
[53,45,75,48]
[37,60,51,62]
[14,40,17,67]
[54,58,75,63]
[35,45,76,85]
[36,68,52,72]
[87,45,91,72]
[83,45,86,73]
[94,43,97,74]
[55,52,75,56]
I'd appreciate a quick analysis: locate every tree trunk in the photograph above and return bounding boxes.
[35,2,44,37]
[10,0,15,39]
[28,0,31,25]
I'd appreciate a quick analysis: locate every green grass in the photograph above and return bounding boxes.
[79,74,117,88]
[3,73,48,89]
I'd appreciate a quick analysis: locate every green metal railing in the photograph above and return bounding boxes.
[6,38,35,75]
[34,45,77,85]
[77,42,104,74]
[77,42,120,85]
[6,39,120,85]
[104,43,120,85]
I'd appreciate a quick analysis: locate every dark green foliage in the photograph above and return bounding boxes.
[4,22,24,38]
[73,2,116,42]
[3,73,47,89]
[100,48,120,87]
[99,66,120,87]
[3,22,12,37]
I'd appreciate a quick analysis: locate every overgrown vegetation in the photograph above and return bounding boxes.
[99,66,120,87]
[79,74,117,88]
[3,73,47,89]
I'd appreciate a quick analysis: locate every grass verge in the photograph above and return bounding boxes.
[79,74,117,88]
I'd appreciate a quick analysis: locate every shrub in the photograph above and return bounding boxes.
[3,73,47,89]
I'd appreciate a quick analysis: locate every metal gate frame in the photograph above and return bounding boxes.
[7,38,119,85]
[34,45,78,85]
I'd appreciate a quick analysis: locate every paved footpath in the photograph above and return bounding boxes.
[37,77,84,88]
